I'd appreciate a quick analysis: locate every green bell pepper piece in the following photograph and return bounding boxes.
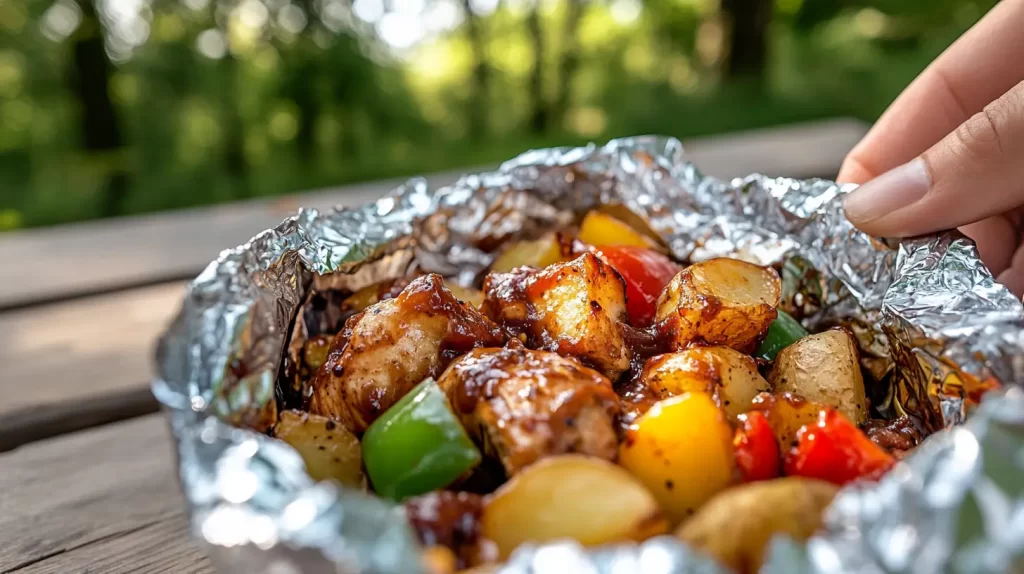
[754,310,809,361]
[362,378,481,501]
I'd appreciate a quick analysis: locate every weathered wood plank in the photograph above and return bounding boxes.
[0,283,185,450]
[12,519,211,574]
[0,414,212,574]
[0,170,469,311]
[0,119,867,309]
[0,119,869,450]
[684,117,865,181]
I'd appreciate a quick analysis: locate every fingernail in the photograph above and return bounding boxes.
[842,158,931,225]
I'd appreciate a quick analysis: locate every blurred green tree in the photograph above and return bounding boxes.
[0,0,1003,230]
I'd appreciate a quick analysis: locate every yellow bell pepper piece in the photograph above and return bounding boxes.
[619,392,735,524]
[491,234,563,273]
[578,211,656,248]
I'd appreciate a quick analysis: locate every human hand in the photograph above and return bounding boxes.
[838,0,1024,296]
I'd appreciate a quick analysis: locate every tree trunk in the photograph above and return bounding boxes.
[722,0,772,83]
[526,0,547,134]
[292,53,319,164]
[70,0,128,217]
[460,0,489,140]
[218,53,249,198]
[551,0,582,131]
[293,0,319,164]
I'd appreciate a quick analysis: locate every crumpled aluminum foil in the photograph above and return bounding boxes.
[155,136,1024,574]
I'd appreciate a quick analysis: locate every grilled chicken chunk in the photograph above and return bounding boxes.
[438,346,621,475]
[480,253,631,380]
[309,274,506,434]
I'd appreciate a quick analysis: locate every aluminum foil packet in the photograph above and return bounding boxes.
[154,135,1024,574]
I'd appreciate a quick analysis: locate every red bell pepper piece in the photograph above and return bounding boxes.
[783,408,895,486]
[734,411,781,482]
[593,246,681,327]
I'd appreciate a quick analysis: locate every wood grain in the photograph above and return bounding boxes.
[12,519,211,574]
[0,283,185,450]
[0,170,471,311]
[0,119,866,310]
[0,119,867,451]
[0,414,212,574]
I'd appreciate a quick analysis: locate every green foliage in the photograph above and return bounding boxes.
[0,0,998,230]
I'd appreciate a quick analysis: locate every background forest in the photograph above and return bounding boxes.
[0,0,1000,230]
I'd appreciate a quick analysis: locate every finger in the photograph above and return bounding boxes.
[996,243,1024,298]
[843,80,1024,237]
[960,217,1018,276]
[837,0,1024,184]
[835,155,875,186]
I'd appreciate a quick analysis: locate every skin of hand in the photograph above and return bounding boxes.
[838,0,1024,296]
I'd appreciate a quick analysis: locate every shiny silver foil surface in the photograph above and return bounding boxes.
[155,136,1024,573]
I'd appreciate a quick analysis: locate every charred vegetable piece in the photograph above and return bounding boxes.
[784,408,895,486]
[578,210,657,249]
[752,310,808,361]
[481,253,631,380]
[362,379,482,501]
[749,392,825,454]
[618,392,735,524]
[676,477,838,574]
[594,246,682,328]
[768,328,868,425]
[309,274,506,433]
[405,491,494,569]
[274,410,364,488]
[639,347,770,422]
[438,347,620,476]
[861,415,923,456]
[655,258,781,353]
[481,455,668,559]
[733,411,781,482]
[491,234,564,273]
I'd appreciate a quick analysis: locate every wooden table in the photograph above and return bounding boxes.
[0,119,867,573]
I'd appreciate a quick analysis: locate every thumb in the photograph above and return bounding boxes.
[843,80,1024,237]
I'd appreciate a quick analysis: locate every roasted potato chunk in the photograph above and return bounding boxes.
[481,455,668,559]
[274,410,364,488]
[768,328,868,424]
[309,274,506,433]
[481,253,631,380]
[655,258,781,353]
[640,347,770,421]
[676,477,839,574]
[438,346,621,475]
